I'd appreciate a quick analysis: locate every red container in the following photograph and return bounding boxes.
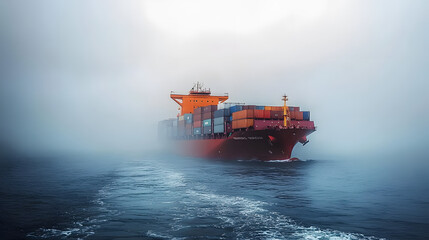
[193,113,202,122]
[202,111,214,120]
[254,120,283,130]
[193,120,202,128]
[254,109,265,119]
[263,110,271,119]
[242,105,256,110]
[270,111,283,119]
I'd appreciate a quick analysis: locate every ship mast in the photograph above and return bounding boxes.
[282,95,289,128]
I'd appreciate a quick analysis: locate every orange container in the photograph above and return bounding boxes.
[295,111,304,120]
[232,109,254,120]
[265,106,272,111]
[289,111,295,119]
[271,106,284,111]
[232,119,254,129]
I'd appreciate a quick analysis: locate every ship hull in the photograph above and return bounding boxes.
[174,128,315,161]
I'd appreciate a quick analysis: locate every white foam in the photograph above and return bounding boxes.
[178,188,385,240]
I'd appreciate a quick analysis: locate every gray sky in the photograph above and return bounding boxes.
[0,0,428,159]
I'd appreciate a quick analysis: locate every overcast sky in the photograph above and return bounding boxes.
[0,0,428,160]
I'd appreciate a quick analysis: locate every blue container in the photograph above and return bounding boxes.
[303,111,310,120]
[229,105,243,114]
[213,124,224,133]
[203,126,212,134]
[193,127,201,135]
[214,117,228,125]
[184,113,193,124]
[203,119,212,127]
[256,106,265,110]
[230,116,233,121]
[214,109,231,118]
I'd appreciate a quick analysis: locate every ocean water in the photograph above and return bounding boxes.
[1,153,428,240]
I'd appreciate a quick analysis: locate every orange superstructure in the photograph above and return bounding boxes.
[170,82,228,116]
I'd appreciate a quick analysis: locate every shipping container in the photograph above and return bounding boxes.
[178,119,186,127]
[214,116,229,125]
[229,105,243,114]
[254,110,266,119]
[256,106,265,110]
[242,105,256,110]
[294,111,304,120]
[193,120,202,128]
[303,111,310,121]
[202,105,217,113]
[232,119,254,129]
[270,111,283,119]
[193,113,202,122]
[232,109,254,120]
[203,119,212,127]
[185,127,192,135]
[214,108,231,118]
[203,125,213,134]
[289,106,300,112]
[202,111,214,120]
[230,116,233,121]
[265,106,283,111]
[194,107,203,115]
[184,113,193,124]
[263,110,271,119]
[193,127,201,135]
[254,120,283,130]
[213,124,225,133]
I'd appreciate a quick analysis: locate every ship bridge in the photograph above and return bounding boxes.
[170,82,228,115]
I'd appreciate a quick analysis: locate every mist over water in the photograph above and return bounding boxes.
[1,0,429,239]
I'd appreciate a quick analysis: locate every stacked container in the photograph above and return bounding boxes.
[202,105,217,134]
[232,109,255,129]
[158,118,178,138]
[213,108,231,133]
[177,115,186,136]
[193,107,203,135]
[229,105,243,114]
[170,104,312,136]
[184,113,193,135]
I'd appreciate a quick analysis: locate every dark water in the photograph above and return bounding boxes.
[1,154,428,240]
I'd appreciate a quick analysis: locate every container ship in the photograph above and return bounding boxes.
[158,83,316,161]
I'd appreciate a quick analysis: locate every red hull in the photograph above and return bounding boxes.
[174,128,315,160]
